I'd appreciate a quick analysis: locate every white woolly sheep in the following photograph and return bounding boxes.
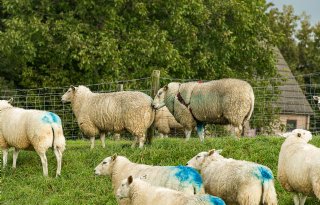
[313,96,320,110]
[0,99,65,177]
[277,128,320,205]
[186,149,278,205]
[154,106,183,138]
[152,79,254,141]
[61,85,154,149]
[94,155,205,205]
[116,176,225,205]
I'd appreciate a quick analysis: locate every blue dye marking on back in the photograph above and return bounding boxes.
[202,195,226,205]
[170,165,203,192]
[41,112,61,125]
[254,166,273,184]
[196,122,205,136]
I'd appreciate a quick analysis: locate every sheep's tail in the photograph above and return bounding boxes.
[50,123,66,153]
[261,180,278,205]
[242,88,255,135]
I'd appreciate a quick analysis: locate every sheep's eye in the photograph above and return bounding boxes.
[196,156,201,159]
[102,161,107,165]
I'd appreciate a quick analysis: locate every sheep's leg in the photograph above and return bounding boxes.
[114,133,120,141]
[159,133,164,139]
[139,135,146,149]
[234,125,243,139]
[100,133,106,148]
[196,123,205,142]
[90,137,95,149]
[293,194,300,205]
[184,130,192,141]
[131,137,138,148]
[2,148,8,168]
[54,148,62,177]
[164,134,168,138]
[299,195,307,205]
[39,152,48,177]
[12,148,20,169]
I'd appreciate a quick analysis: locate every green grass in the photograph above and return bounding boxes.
[2,136,320,205]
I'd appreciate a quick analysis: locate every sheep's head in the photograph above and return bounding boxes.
[61,86,76,103]
[291,129,312,143]
[313,96,320,110]
[116,176,133,200]
[0,99,13,111]
[152,87,167,109]
[186,149,223,170]
[94,154,117,176]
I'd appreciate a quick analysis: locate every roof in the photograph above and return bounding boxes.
[275,48,314,115]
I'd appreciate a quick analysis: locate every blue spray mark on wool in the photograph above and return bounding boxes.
[41,112,61,124]
[170,165,203,192]
[254,166,273,184]
[202,195,226,205]
[196,122,205,137]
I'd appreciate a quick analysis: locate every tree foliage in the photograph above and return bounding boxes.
[0,0,277,88]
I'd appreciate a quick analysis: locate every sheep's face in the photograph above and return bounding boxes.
[0,99,13,110]
[116,176,133,200]
[94,155,116,176]
[152,87,166,109]
[186,151,209,170]
[292,129,312,142]
[313,96,320,110]
[186,150,223,169]
[61,86,76,103]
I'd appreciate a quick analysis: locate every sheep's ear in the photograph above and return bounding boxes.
[111,153,117,161]
[216,149,223,154]
[7,98,13,104]
[163,85,168,91]
[313,96,319,101]
[70,85,76,91]
[208,149,215,156]
[128,176,133,185]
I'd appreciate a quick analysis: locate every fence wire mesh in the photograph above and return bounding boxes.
[1,73,320,139]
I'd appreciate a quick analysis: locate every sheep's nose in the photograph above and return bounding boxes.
[185,163,188,166]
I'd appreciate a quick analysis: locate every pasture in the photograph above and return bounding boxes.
[2,136,320,205]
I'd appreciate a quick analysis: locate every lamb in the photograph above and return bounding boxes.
[61,85,154,149]
[94,155,205,205]
[186,149,278,205]
[0,99,65,177]
[154,106,183,138]
[277,128,320,205]
[152,79,254,140]
[116,176,225,205]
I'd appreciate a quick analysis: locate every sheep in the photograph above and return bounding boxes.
[154,106,184,138]
[277,128,320,205]
[94,155,205,205]
[61,85,154,149]
[116,175,225,205]
[186,149,278,205]
[313,96,320,110]
[152,79,255,140]
[0,99,65,177]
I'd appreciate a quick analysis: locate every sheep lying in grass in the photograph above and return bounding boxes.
[186,149,278,205]
[154,106,183,138]
[61,85,154,149]
[278,129,320,205]
[0,99,65,177]
[152,79,254,140]
[94,155,204,205]
[116,176,225,205]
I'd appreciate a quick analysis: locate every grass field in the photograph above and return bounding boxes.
[2,136,320,205]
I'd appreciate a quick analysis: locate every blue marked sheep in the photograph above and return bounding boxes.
[186,149,277,205]
[94,155,205,205]
[0,100,65,177]
[116,176,225,205]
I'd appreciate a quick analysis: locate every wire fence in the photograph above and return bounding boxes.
[1,73,320,139]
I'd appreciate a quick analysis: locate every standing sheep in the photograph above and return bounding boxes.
[94,155,205,205]
[186,149,278,205]
[154,106,184,138]
[116,176,225,205]
[61,85,154,149]
[152,79,254,140]
[0,99,65,177]
[277,129,320,205]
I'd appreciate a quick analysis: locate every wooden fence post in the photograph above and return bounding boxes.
[146,70,160,144]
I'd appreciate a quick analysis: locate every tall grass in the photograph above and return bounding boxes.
[2,137,320,205]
